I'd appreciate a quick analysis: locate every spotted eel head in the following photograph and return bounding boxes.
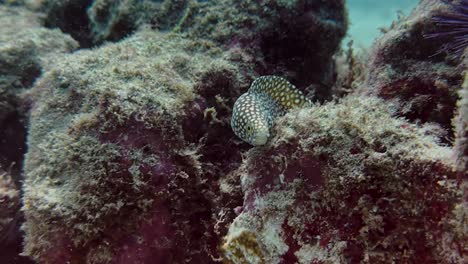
[231,93,271,146]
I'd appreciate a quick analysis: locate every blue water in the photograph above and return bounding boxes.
[346,0,420,48]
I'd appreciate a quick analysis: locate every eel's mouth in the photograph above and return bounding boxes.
[251,128,270,146]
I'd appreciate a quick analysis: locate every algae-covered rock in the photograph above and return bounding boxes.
[0,4,77,124]
[11,0,465,263]
[0,168,35,264]
[21,28,251,263]
[186,0,347,99]
[16,0,349,262]
[0,5,78,263]
[0,6,77,168]
[17,0,94,46]
[454,70,468,174]
[361,0,463,142]
[0,170,32,264]
[222,96,464,263]
[20,0,191,45]
[0,5,78,87]
[88,0,190,43]
[0,4,77,139]
[17,0,347,100]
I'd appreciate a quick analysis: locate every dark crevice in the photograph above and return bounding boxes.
[0,210,34,264]
[0,110,27,187]
[105,19,134,43]
[0,110,31,264]
[258,3,347,101]
[0,110,27,184]
[44,0,94,48]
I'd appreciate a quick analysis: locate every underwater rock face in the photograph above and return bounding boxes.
[453,63,467,174]
[361,0,463,142]
[0,7,77,262]
[18,0,94,47]
[8,0,465,263]
[20,0,193,45]
[87,0,191,43]
[21,29,252,263]
[0,4,78,151]
[18,1,349,262]
[16,0,347,100]
[222,96,464,263]
[0,5,78,103]
[188,0,347,99]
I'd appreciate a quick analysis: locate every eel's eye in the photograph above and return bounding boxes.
[246,126,252,132]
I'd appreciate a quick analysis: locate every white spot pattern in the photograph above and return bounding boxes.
[231,76,311,145]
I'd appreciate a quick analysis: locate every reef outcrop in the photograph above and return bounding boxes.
[222,96,464,263]
[0,6,77,263]
[360,0,464,143]
[16,0,347,99]
[21,29,252,263]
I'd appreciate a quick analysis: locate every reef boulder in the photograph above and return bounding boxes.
[15,0,347,100]
[360,0,464,142]
[21,29,251,263]
[222,96,464,263]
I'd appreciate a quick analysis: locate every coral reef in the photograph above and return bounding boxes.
[223,96,464,263]
[361,0,464,142]
[17,1,349,262]
[0,0,464,263]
